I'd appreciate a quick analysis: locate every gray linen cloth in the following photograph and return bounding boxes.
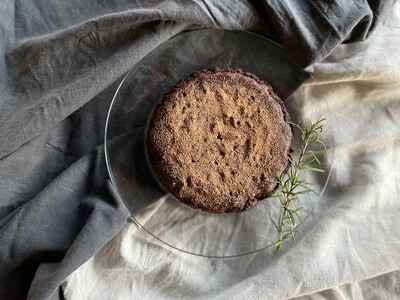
[0,1,394,299]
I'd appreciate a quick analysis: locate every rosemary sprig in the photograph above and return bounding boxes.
[272,118,326,252]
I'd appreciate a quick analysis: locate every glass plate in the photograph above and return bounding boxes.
[105,29,318,258]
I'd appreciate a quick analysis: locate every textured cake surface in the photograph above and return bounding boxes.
[147,69,292,213]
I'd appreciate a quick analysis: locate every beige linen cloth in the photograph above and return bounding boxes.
[64,5,400,300]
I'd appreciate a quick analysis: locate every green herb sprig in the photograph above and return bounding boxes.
[272,118,326,252]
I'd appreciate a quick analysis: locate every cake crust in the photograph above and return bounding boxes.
[147,69,292,213]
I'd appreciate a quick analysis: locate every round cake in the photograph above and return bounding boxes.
[147,69,292,213]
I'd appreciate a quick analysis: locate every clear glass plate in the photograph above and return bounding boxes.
[104,29,319,258]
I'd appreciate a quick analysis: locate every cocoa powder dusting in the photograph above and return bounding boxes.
[147,69,292,213]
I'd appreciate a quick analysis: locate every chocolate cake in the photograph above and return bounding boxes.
[147,69,292,213]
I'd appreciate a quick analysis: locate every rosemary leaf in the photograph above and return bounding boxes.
[272,118,326,252]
